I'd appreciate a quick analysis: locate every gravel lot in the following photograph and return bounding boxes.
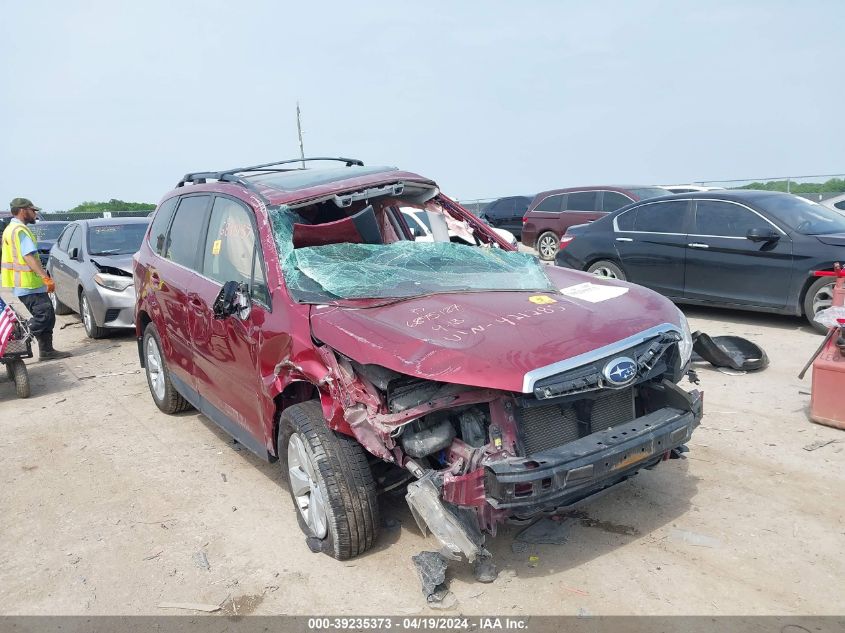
[1,289,843,616]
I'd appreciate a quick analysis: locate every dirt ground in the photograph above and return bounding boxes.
[1,289,843,616]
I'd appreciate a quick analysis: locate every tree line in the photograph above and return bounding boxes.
[738,177,845,194]
[67,199,155,213]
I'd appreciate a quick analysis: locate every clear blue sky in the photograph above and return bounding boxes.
[2,1,843,210]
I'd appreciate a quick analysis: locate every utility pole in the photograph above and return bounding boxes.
[296,101,305,169]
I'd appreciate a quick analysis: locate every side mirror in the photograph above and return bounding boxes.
[746,227,780,242]
[69,247,80,260]
[213,281,251,320]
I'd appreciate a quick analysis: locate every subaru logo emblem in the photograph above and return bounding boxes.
[603,357,637,387]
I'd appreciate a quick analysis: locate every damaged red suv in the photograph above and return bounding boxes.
[134,158,702,564]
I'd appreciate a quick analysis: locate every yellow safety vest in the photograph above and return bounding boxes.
[1,221,43,290]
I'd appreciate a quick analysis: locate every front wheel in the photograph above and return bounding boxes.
[536,231,559,261]
[803,277,836,334]
[279,400,380,560]
[80,293,107,339]
[587,259,627,281]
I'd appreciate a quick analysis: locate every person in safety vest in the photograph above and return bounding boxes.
[1,198,71,360]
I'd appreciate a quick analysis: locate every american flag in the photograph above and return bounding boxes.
[0,296,18,357]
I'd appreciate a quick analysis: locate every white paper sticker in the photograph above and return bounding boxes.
[560,282,629,303]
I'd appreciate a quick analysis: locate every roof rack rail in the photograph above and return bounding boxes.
[176,156,364,188]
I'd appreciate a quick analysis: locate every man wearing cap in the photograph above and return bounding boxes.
[1,198,71,360]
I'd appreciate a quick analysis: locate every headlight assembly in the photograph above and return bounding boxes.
[677,308,693,367]
[94,273,133,292]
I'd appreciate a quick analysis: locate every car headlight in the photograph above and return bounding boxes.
[676,307,693,367]
[94,273,133,292]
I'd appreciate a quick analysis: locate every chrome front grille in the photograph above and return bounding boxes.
[518,388,636,455]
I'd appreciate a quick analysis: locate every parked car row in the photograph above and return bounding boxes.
[554,189,845,333]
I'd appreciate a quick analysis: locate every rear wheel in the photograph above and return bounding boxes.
[80,293,107,339]
[143,324,191,413]
[536,231,559,261]
[279,400,380,560]
[587,259,627,281]
[803,277,836,334]
[50,291,72,315]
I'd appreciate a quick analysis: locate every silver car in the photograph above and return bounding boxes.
[47,218,150,338]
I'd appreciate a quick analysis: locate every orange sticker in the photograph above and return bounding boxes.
[529,295,557,305]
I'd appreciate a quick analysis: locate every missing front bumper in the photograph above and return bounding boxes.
[484,390,702,511]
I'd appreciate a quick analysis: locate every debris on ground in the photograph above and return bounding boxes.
[803,439,841,452]
[472,552,498,583]
[157,602,221,612]
[515,516,574,545]
[692,332,769,372]
[412,551,456,609]
[192,551,210,570]
[669,528,721,549]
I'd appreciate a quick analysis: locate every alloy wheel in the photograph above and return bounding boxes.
[145,336,166,401]
[287,432,328,539]
[538,235,558,259]
[812,281,835,316]
[81,295,93,334]
[592,266,619,279]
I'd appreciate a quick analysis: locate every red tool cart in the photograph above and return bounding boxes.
[808,264,845,430]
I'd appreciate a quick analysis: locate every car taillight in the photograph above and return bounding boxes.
[522,216,527,224]
[558,235,575,250]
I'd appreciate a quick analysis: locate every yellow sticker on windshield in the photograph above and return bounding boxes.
[211,239,222,255]
[529,295,557,305]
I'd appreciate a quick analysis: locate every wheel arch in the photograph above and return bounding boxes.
[798,266,836,316]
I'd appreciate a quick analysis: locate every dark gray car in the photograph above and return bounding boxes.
[48,218,150,338]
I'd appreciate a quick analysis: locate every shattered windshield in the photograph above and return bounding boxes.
[269,206,554,303]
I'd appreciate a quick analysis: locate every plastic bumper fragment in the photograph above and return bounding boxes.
[406,473,485,562]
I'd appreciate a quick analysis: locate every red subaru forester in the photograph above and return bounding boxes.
[134,158,701,565]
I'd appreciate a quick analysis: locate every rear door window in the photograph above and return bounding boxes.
[693,201,770,237]
[149,197,178,255]
[535,194,564,212]
[566,191,598,212]
[164,195,212,270]
[601,191,634,213]
[633,200,689,233]
[202,196,270,306]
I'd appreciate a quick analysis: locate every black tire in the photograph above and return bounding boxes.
[536,231,559,261]
[803,277,836,334]
[80,292,107,339]
[10,360,30,398]
[50,291,73,316]
[142,324,191,414]
[4,362,12,382]
[587,259,627,281]
[279,400,380,560]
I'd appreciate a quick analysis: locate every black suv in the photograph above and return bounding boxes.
[480,195,533,238]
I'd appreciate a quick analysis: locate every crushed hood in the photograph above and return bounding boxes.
[310,267,683,393]
[90,254,134,276]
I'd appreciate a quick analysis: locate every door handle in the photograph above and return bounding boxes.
[688,242,709,249]
[615,237,633,242]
